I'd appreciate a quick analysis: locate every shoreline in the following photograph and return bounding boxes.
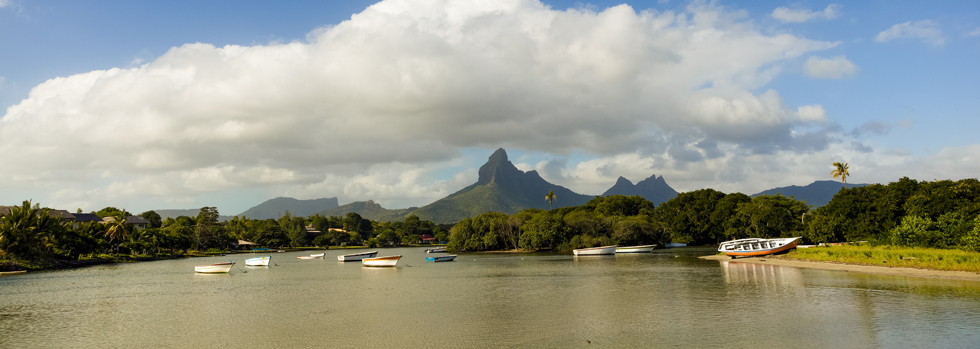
[699,254,980,282]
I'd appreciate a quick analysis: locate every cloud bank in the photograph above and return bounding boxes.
[876,20,945,47]
[803,56,858,79]
[0,0,930,212]
[771,4,841,23]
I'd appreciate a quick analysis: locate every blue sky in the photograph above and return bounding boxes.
[1,0,978,215]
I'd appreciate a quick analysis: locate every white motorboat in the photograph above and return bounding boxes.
[573,246,618,256]
[195,262,234,273]
[425,247,447,253]
[245,256,271,266]
[362,255,402,267]
[297,253,325,260]
[718,237,800,258]
[426,255,457,262]
[616,244,657,253]
[338,251,378,261]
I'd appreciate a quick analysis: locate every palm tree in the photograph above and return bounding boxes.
[545,191,557,210]
[831,162,850,188]
[105,211,132,252]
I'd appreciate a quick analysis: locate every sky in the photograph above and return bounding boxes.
[1,0,979,216]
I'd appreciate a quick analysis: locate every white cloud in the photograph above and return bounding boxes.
[803,56,858,79]
[876,20,945,47]
[0,0,845,211]
[965,27,980,37]
[771,4,842,23]
[0,0,11,9]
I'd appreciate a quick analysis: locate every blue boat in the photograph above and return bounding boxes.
[425,255,457,262]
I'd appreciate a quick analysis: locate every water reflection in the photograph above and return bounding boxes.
[3,247,980,348]
[721,260,804,287]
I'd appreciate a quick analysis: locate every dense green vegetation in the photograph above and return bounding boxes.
[0,201,444,270]
[448,177,980,254]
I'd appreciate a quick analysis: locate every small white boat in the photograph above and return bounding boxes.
[297,253,325,260]
[573,246,618,256]
[195,262,234,273]
[426,255,457,262]
[362,255,402,267]
[616,244,657,253]
[718,237,800,258]
[338,251,378,261]
[425,247,447,253]
[245,256,271,266]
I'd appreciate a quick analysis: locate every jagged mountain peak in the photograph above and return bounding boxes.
[477,148,521,184]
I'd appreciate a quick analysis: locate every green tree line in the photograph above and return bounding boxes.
[447,177,980,253]
[1,203,445,263]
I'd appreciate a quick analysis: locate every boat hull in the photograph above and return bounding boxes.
[298,253,325,259]
[719,237,800,257]
[573,246,618,256]
[426,255,457,262]
[195,262,234,273]
[245,256,270,266]
[338,251,378,261]
[0,270,27,277]
[616,245,657,253]
[362,255,402,267]
[426,247,446,253]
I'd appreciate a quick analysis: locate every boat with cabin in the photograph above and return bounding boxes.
[245,256,271,266]
[338,251,378,261]
[195,262,235,273]
[573,246,618,256]
[718,237,800,258]
[616,244,657,253]
[362,255,402,267]
[425,255,457,262]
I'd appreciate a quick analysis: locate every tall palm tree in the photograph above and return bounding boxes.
[831,162,850,188]
[545,191,557,210]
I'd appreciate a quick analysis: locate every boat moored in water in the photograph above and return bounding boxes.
[425,255,457,262]
[338,251,378,261]
[616,244,657,253]
[573,246,618,256]
[297,253,325,260]
[362,255,402,267]
[718,237,800,258]
[0,270,27,277]
[245,256,271,266]
[425,247,447,253]
[195,262,235,273]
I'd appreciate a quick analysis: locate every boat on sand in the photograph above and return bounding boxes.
[362,255,402,267]
[338,251,378,261]
[718,237,800,258]
[573,246,618,256]
[195,262,235,273]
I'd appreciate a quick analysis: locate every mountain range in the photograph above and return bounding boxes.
[152,148,857,223]
[750,180,868,208]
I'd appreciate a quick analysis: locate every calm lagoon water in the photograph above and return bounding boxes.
[3,246,980,348]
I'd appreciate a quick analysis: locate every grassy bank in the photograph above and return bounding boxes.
[784,245,980,273]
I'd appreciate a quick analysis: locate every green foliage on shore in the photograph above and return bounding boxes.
[785,245,980,273]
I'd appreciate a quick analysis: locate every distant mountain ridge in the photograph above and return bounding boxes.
[319,200,415,222]
[154,209,234,222]
[602,175,678,205]
[751,180,868,207]
[237,197,339,220]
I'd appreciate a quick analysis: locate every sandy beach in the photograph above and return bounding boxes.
[699,254,980,282]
